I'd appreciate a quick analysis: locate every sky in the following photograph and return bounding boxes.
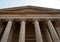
[0,0,60,9]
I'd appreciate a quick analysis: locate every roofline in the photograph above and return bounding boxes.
[0,5,60,14]
[0,5,60,11]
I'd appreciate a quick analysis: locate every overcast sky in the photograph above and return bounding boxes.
[0,0,60,9]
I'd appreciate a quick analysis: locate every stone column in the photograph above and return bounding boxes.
[7,22,15,42]
[34,20,43,42]
[1,21,12,42]
[45,28,53,42]
[55,22,60,38]
[47,20,60,42]
[56,28,60,38]
[19,20,25,42]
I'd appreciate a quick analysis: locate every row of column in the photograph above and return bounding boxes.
[0,20,60,42]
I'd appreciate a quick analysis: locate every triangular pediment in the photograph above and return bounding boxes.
[0,6,60,14]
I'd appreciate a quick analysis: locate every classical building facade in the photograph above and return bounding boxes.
[0,6,60,42]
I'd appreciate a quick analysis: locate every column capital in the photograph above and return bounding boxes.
[32,19,39,24]
[20,20,25,23]
[32,18,40,21]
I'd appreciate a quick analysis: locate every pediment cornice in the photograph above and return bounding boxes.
[0,6,60,14]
